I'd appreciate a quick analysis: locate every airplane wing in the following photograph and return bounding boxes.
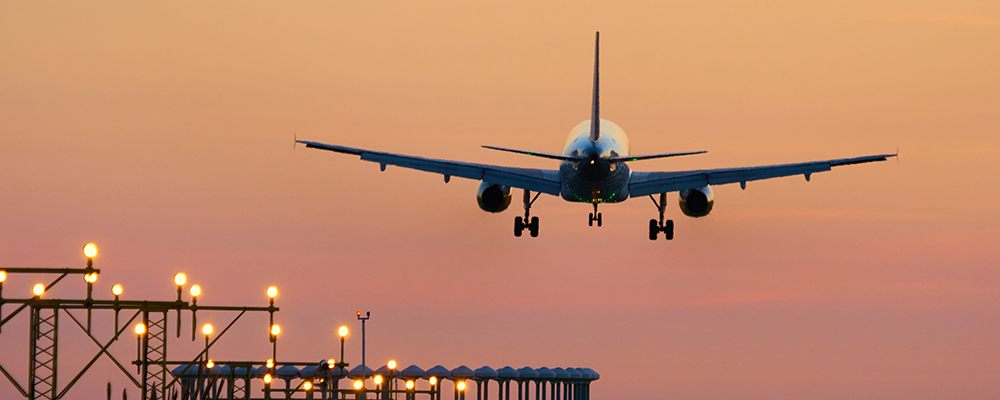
[628,154,896,197]
[296,140,562,195]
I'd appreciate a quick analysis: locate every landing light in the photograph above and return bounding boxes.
[83,243,98,259]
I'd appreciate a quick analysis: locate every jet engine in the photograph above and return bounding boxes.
[679,186,714,217]
[477,181,512,213]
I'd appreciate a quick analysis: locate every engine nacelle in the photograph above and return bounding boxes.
[679,186,714,217]
[477,181,512,213]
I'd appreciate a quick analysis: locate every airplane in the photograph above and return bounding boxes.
[296,32,895,240]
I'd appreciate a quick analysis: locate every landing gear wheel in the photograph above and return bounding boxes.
[514,216,524,237]
[648,219,658,240]
[665,219,674,240]
[597,213,602,227]
[588,213,594,227]
[529,216,539,237]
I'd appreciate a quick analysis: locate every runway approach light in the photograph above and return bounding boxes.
[387,360,397,370]
[84,272,98,283]
[135,323,146,335]
[32,283,45,297]
[429,377,438,385]
[267,286,278,298]
[327,359,336,369]
[83,243,98,259]
[266,359,274,369]
[457,381,466,391]
[373,375,383,385]
[112,284,123,296]
[339,326,349,337]
[190,285,201,297]
[0,270,7,282]
[406,380,414,390]
[303,381,313,391]
[263,374,272,384]
[270,324,281,336]
[202,323,213,336]
[206,360,214,369]
[174,273,186,286]
[354,380,364,390]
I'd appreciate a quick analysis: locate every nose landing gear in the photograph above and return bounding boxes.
[514,189,541,237]
[588,203,603,227]
[648,193,674,240]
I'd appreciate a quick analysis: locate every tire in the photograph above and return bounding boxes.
[665,219,674,240]
[514,216,524,237]
[597,213,602,227]
[588,213,594,226]
[529,216,539,237]
[648,219,658,241]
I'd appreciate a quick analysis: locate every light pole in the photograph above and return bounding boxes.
[267,286,277,340]
[83,243,97,332]
[190,285,201,340]
[174,273,186,337]
[270,324,281,367]
[112,284,123,335]
[199,323,212,399]
[134,323,146,374]
[357,311,370,380]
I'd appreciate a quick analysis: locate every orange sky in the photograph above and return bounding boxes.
[1,1,998,399]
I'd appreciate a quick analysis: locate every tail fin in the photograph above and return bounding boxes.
[589,31,600,142]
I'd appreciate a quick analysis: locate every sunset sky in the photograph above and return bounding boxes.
[1,1,998,399]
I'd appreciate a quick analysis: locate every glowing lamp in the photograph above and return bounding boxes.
[0,270,6,282]
[190,285,201,297]
[338,326,349,337]
[174,273,186,286]
[457,381,466,391]
[135,323,146,335]
[83,243,98,259]
[429,377,437,385]
[270,324,281,336]
[406,380,414,390]
[32,283,45,296]
[266,286,277,298]
[374,375,383,385]
[202,324,213,336]
[112,284,123,296]
[303,381,313,391]
[354,380,364,390]
[263,374,273,384]
[387,360,396,370]
[206,360,214,369]
[266,359,274,369]
[84,272,98,283]
[327,359,336,369]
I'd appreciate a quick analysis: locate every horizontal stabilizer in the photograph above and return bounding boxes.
[608,150,707,162]
[482,145,581,161]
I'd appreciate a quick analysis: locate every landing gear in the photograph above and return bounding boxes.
[648,193,674,241]
[514,189,541,237]
[588,203,602,227]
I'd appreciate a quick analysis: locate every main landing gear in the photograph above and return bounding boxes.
[514,189,541,237]
[589,203,602,227]
[648,193,674,241]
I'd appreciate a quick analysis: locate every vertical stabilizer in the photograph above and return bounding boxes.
[589,31,600,142]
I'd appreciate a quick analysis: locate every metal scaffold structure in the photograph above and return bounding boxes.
[0,244,600,400]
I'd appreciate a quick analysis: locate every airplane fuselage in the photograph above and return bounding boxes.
[559,119,631,203]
